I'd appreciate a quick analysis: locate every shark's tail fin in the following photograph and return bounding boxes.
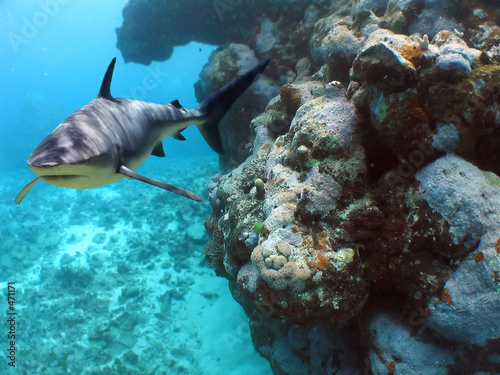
[196,58,270,155]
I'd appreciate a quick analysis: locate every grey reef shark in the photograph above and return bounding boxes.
[15,57,269,204]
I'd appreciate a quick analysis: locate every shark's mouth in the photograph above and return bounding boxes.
[39,174,91,189]
[28,163,88,179]
[41,175,85,180]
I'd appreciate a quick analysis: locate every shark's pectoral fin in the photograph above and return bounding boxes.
[153,121,187,141]
[14,177,41,205]
[118,165,203,202]
[172,131,186,141]
[151,142,166,157]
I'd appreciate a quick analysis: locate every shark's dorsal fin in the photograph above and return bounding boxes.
[98,57,117,100]
[170,99,187,112]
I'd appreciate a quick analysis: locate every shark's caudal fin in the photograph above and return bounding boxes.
[196,58,270,155]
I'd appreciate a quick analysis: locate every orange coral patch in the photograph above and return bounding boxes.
[440,30,452,38]
[494,271,500,284]
[400,43,423,66]
[317,231,329,244]
[441,288,452,305]
[260,226,270,239]
[315,253,330,270]
[495,238,500,254]
[474,252,484,262]
[401,94,430,125]
[387,361,396,375]
[316,232,332,252]
[308,253,330,271]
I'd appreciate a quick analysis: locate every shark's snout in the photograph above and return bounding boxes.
[28,149,84,177]
[28,157,68,176]
[28,146,70,167]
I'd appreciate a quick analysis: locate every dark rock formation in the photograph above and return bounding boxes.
[116,0,331,66]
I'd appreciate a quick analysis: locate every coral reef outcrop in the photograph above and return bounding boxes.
[116,0,500,373]
[201,2,500,375]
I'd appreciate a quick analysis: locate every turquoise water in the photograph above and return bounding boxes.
[1,1,271,374]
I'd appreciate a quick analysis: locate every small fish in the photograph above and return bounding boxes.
[15,57,269,204]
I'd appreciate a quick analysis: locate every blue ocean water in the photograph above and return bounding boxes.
[1,1,271,374]
[0,0,218,170]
